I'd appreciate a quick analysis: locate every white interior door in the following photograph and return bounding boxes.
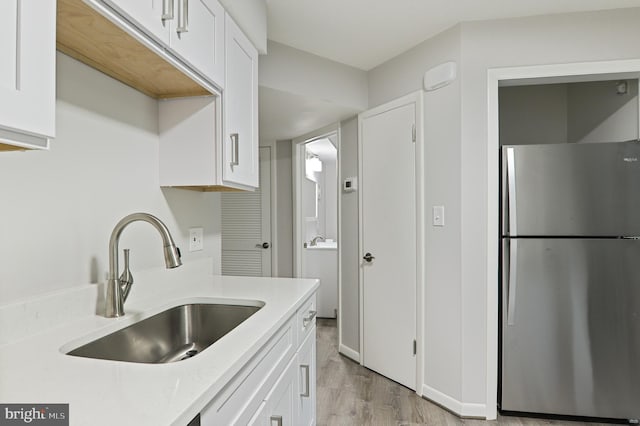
[360,98,417,390]
[221,147,271,276]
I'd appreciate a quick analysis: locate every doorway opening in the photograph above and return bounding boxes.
[487,59,640,420]
[293,125,340,319]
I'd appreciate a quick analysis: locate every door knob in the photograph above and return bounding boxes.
[260,242,270,249]
[363,252,375,262]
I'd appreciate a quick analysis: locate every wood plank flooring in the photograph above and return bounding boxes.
[316,319,612,426]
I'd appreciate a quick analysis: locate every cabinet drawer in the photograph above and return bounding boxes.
[296,294,317,348]
[200,315,296,425]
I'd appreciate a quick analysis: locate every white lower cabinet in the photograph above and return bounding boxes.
[297,331,317,426]
[200,293,317,425]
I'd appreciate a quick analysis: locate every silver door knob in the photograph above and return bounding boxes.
[363,252,375,262]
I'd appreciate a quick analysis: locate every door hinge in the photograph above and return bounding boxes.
[412,124,416,143]
[413,339,417,355]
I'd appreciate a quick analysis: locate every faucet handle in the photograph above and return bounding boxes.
[119,248,134,302]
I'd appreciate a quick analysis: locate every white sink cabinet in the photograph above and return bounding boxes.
[200,294,317,425]
[0,0,55,151]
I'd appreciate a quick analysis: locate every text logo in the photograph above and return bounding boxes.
[0,405,68,425]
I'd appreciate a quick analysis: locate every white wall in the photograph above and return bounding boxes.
[275,140,294,277]
[260,41,368,112]
[365,6,640,416]
[460,7,640,409]
[568,79,639,143]
[368,24,464,403]
[339,116,359,354]
[0,53,221,305]
[499,80,639,145]
[323,158,337,241]
[499,84,569,145]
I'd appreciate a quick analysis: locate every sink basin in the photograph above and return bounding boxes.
[67,303,262,363]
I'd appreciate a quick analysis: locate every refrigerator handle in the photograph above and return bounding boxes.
[507,239,518,325]
[506,147,517,236]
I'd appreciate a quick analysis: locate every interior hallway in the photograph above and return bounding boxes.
[316,319,611,426]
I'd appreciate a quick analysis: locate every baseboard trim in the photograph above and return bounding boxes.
[421,384,487,419]
[338,344,360,362]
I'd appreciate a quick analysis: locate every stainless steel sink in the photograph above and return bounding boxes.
[67,303,262,363]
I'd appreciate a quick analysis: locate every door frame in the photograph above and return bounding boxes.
[487,59,640,419]
[260,141,279,276]
[292,123,340,278]
[357,91,425,394]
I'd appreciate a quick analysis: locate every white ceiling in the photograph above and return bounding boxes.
[306,138,337,162]
[266,0,640,70]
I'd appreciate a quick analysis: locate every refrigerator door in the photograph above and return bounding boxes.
[501,238,640,419]
[501,141,640,237]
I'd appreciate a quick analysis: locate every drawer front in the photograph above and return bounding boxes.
[201,315,296,425]
[296,294,317,348]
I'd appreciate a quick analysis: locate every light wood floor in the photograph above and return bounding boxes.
[316,319,612,426]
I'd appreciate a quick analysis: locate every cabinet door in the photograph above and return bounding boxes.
[223,13,258,188]
[264,356,298,426]
[169,0,225,87]
[103,0,171,45]
[297,328,316,426]
[0,0,55,148]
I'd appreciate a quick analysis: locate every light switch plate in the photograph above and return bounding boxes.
[433,206,445,227]
[189,227,204,251]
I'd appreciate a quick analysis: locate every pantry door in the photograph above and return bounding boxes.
[221,146,272,276]
[359,93,419,390]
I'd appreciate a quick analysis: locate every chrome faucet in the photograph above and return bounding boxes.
[310,235,326,246]
[105,213,182,317]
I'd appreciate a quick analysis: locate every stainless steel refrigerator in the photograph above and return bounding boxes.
[500,141,640,421]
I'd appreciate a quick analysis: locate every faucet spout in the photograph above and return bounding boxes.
[105,213,182,318]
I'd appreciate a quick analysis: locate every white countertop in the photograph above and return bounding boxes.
[0,259,318,426]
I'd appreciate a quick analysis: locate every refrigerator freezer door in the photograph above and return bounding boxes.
[501,238,640,419]
[501,141,640,236]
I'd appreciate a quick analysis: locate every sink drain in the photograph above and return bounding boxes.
[180,349,198,361]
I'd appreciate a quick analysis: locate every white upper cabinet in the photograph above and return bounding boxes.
[0,0,55,150]
[102,0,171,46]
[169,0,225,88]
[223,13,259,188]
[101,0,225,88]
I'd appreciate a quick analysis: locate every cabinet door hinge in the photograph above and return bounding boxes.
[413,339,417,355]
[412,124,416,143]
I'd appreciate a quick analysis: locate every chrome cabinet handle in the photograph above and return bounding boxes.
[270,415,283,426]
[300,364,310,397]
[177,0,188,33]
[507,239,518,326]
[230,133,239,167]
[506,147,517,236]
[161,0,174,20]
[303,310,317,327]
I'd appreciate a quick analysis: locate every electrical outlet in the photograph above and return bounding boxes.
[189,227,204,251]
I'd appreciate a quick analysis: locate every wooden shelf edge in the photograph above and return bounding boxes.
[163,186,248,192]
[57,0,212,99]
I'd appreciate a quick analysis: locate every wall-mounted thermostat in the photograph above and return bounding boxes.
[343,177,357,193]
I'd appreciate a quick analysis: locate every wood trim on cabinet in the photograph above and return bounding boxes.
[57,0,210,99]
[0,143,28,151]
[170,186,248,192]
